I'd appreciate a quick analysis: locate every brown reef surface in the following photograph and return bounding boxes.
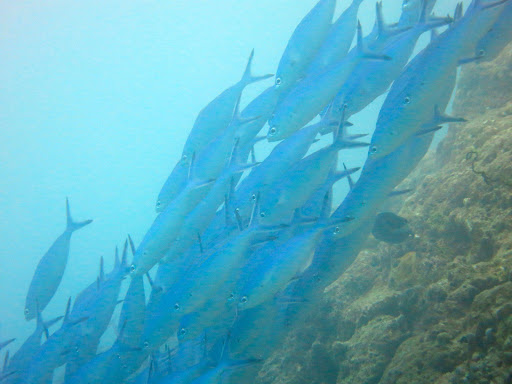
[251,43,512,384]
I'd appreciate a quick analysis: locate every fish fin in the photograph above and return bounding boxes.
[63,297,72,324]
[68,316,89,327]
[121,239,128,269]
[114,246,120,270]
[250,145,257,164]
[334,166,360,182]
[65,198,93,233]
[459,54,485,65]
[227,137,260,174]
[376,2,412,40]
[389,188,414,197]
[44,315,63,333]
[356,20,392,61]
[197,233,204,254]
[418,105,466,135]
[241,49,274,86]
[418,0,453,31]
[99,256,105,285]
[127,234,136,257]
[416,125,443,136]
[36,301,50,340]
[331,106,369,150]
[319,191,331,220]
[343,163,355,190]
[3,350,9,372]
[453,3,463,21]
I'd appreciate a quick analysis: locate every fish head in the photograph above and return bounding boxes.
[24,306,35,321]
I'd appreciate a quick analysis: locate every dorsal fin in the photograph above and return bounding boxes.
[127,235,136,258]
[114,246,120,270]
[319,191,331,220]
[3,350,9,372]
[197,233,204,254]
[343,163,355,190]
[99,256,105,285]
[121,240,128,269]
[63,297,72,324]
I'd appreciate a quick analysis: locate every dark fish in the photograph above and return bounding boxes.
[372,212,413,243]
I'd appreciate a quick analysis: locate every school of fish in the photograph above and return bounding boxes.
[2,0,511,382]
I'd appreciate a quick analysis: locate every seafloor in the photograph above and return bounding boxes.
[251,44,512,384]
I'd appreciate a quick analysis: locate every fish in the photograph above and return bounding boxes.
[261,117,363,225]
[23,298,88,384]
[475,1,512,61]
[156,51,271,213]
[274,0,337,91]
[24,198,92,321]
[372,212,414,243]
[182,50,272,164]
[131,156,216,277]
[6,307,62,377]
[268,22,390,142]
[306,0,365,75]
[237,193,354,311]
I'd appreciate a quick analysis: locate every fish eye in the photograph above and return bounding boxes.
[130,264,136,273]
[156,201,161,207]
[174,303,180,311]
[479,49,485,57]
[240,296,248,304]
[404,96,411,105]
[251,194,256,201]
[269,127,277,136]
[24,308,29,315]
[179,328,187,336]
[143,341,149,348]
[370,146,377,154]
[260,211,266,218]
[275,78,282,86]
[182,154,188,161]
[334,226,340,235]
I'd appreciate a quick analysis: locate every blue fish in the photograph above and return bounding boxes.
[24,199,92,321]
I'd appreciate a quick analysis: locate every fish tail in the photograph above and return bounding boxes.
[356,20,391,61]
[66,198,93,233]
[241,49,274,86]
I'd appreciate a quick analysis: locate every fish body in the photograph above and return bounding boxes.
[306,0,364,75]
[182,50,272,162]
[132,178,214,277]
[24,199,92,321]
[275,0,337,91]
[476,2,512,61]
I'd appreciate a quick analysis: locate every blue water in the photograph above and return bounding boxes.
[0,0,473,381]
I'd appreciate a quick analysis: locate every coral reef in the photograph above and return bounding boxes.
[256,43,512,384]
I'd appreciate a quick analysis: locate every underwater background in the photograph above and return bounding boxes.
[3,0,512,383]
